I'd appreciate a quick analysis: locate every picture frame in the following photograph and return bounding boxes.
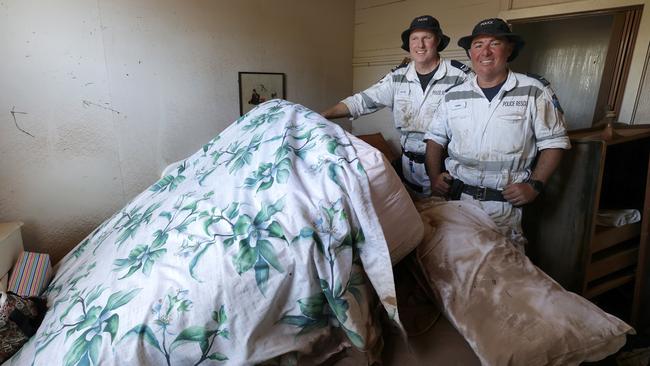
[238,72,286,116]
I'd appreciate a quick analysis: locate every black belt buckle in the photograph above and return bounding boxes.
[401,149,425,164]
[474,186,488,201]
[448,177,464,200]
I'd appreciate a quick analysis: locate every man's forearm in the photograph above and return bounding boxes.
[321,102,351,119]
[426,140,452,196]
[425,140,445,181]
[531,148,564,183]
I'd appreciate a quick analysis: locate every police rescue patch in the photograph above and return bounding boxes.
[503,100,528,107]
[451,60,471,74]
[552,94,564,114]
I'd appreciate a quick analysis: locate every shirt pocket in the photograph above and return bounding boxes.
[447,102,473,152]
[448,102,471,129]
[492,112,528,154]
[499,113,525,123]
[394,96,415,127]
[395,96,411,108]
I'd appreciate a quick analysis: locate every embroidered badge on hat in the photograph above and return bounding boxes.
[479,19,496,27]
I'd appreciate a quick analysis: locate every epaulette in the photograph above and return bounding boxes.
[445,83,464,93]
[391,57,410,72]
[450,60,471,74]
[526,73,550,87]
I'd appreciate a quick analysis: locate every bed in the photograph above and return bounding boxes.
[3,100,634,365]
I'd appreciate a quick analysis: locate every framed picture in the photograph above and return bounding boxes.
[238,72,286,116]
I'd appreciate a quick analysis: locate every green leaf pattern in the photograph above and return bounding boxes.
[279,199,369,348]
[30,286,141,365]
[120,289,229,365]
[8,100,396,365]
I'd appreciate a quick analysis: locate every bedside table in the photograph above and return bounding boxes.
[0,222,24,291]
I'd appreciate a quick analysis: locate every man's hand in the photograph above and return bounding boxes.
[431,172,452,197]
[320,103,351,120]
[502,182,538,207]
[502,148,563,207]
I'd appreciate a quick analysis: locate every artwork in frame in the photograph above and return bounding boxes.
[238,72,286,116]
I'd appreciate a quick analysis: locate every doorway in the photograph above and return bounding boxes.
[509,6,642,130]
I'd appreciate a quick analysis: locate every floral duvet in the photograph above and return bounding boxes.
[7,100,399,365]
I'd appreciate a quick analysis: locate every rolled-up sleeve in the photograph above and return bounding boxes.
[341,73,395,120]
[424,99,450,148]
[534,86,571,150]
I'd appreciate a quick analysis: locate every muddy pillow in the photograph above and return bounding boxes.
[349,132,424,264]
[415,200,634,366]
[0,291,47,363]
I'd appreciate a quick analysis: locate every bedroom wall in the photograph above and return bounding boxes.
[0,0,354,263]
[348,0,650,153]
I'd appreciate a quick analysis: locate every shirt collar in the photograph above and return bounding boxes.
[433,59,447,81]
[470,69,517,92]
[405,59,446,82]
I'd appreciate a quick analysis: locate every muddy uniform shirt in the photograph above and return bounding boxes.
[425,71,570,245]
[341,59,471,194]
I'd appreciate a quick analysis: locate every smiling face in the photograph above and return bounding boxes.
[408,29,440,73]
[469,35,513,87]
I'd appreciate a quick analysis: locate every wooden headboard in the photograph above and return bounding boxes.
[357,133,399,163]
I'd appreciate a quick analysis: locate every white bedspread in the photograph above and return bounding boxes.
[7,100,400,365]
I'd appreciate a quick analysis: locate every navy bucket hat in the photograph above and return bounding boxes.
[401,15,450,52]
[457,18,525,62]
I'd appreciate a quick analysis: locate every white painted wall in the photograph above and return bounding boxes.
[0,0,353,262]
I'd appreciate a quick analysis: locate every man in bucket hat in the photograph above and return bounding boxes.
[424,18,571,250]
[321,15,472,196]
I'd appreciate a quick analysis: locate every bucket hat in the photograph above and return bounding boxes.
[401,15,450,52]
[457,18,524,62]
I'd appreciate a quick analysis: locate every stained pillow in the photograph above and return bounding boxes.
[415,200,634,366]
[347,132,424,264]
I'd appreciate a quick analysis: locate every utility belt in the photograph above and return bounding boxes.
[393,149,427,193]
[401,149,426,164]
[447,178,507,202]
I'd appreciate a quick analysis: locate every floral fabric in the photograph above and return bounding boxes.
[7,100,399,365]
